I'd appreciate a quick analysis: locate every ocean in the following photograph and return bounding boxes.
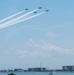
[0,72,74,75]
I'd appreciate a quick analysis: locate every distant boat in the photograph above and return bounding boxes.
[8,73,16,75]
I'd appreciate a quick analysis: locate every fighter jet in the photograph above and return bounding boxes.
[25,8,28,10]
[39,7,42,9]
[46,10,49,12]
[34,11,37,14]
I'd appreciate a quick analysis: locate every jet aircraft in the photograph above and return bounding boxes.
[39,7,42,9]
[25,8,28,10]
[34,11,37,14]
[46,10,49,12]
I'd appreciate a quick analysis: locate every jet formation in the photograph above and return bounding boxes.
[25,7,49,14]
[0,7,49,29]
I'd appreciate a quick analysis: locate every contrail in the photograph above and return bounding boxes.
[0,10,25,23]
[0,9,38,27]
[0,12,44,29]
[11,12,44,26]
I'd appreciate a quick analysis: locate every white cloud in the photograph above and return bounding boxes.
[46,32,57,37]
[26,39,41,48]
[4,39,74,58]
[26,39,74,54]
[16,50,45,58]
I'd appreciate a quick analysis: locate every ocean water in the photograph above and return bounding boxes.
[0,72,74,75]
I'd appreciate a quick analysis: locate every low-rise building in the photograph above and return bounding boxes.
[62,66,74,71]
[28,67,48,72]
[14,69,24,72]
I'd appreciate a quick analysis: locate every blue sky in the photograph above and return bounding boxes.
[0,0,74,69]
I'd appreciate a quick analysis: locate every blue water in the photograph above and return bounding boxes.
[0,72,74,75]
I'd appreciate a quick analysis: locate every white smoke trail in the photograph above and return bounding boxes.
[0,9,38,27]
[0,10,25,23]
[10,12,44,26]
[0,12,44,29]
